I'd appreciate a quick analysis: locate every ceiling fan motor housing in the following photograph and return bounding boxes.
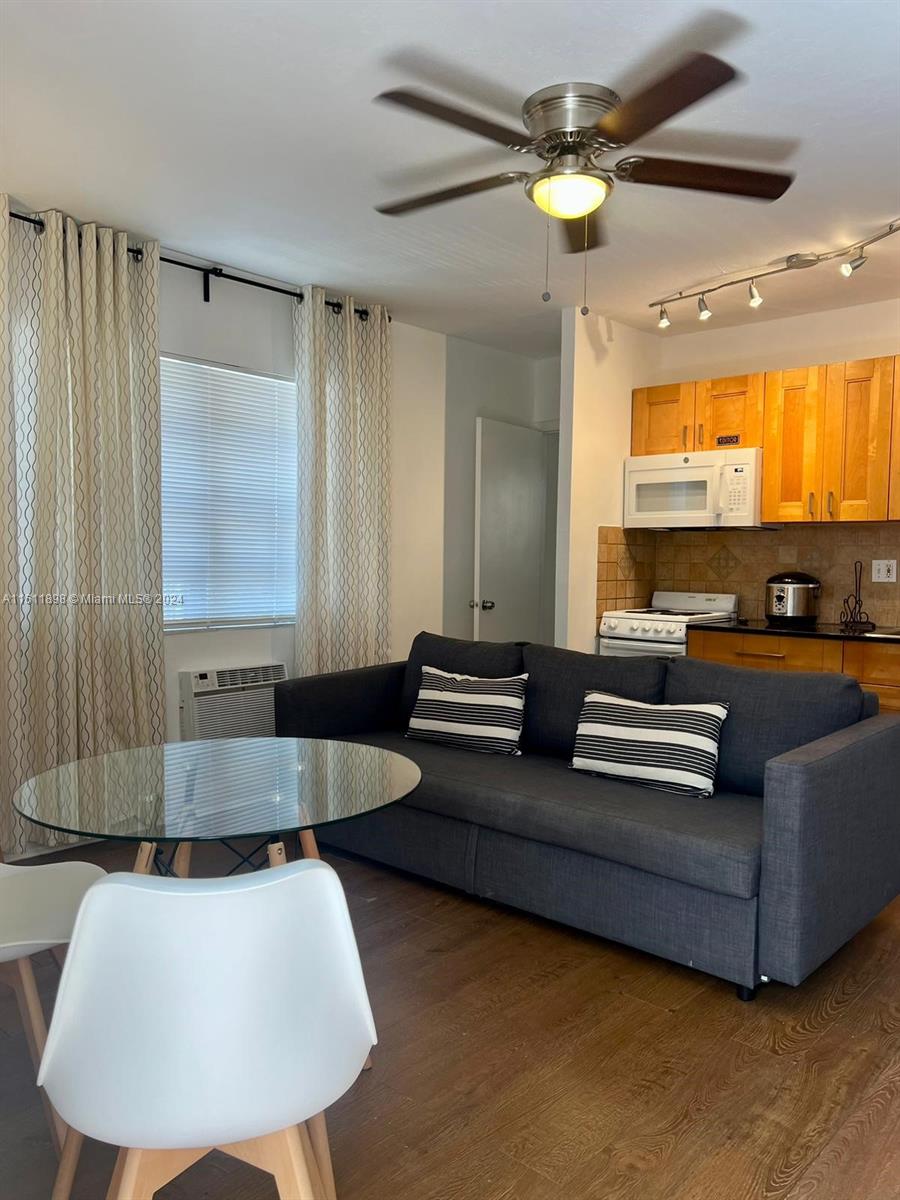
[522,82,623,154]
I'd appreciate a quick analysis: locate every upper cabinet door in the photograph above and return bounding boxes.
[890,356,900,520]
[823,358,894,522]
[762,366,827,522]
[695,373,764,450]
[631,383,695,456]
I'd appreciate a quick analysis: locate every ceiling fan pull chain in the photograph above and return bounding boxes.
[541,210,551,302]
[580,218,590,315]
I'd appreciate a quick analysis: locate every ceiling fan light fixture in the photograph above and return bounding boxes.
[658,306,671,328]
[840,253,867,277]
[698,294,712,321]
[526,165,612,220]
[748,280,763,308]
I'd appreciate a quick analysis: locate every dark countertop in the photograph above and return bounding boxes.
[689,619,900,645]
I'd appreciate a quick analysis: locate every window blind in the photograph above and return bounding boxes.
[161,356,298,628]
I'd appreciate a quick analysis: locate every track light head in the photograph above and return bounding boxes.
[658,306,671,329]
[748,281,763,308]
[698,294,712,321]
[840,253,867,277]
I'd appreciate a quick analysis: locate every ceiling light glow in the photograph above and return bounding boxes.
[698,294,712,320]
[748,281,763,308]
[528,171,611,220]
[658,306,671,328]
[840,253,867,277]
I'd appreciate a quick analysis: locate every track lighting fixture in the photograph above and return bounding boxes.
[840,254,867,277]
[647,217,897,329]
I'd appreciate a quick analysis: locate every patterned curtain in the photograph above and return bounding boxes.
[0,198,165,858]
[293,287,391,676]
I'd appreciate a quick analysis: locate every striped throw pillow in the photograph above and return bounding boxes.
[572,690,729,797]
[406,666,528,755]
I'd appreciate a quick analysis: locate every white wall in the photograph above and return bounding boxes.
[640,298,900,384]
[532,355,561,427]
[159,263,446,737]
[556,310,661,653]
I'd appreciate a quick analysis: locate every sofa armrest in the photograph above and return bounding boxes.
[273,661,406,738]
[759,714,900,986]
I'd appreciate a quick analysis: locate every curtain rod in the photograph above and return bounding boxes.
[8,210,378,320]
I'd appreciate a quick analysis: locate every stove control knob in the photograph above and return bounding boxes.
[653,625,663,634]
[667,625,678,635]
[608,620,618,630]
[630,622,640,632]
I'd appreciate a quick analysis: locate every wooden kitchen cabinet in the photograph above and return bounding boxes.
[687,629,843,673]
[694,373,765,451]
[841,642,900,712]
[888,355,900,520]
[822,357,894,521]
[761,366,827,522]
[631,382,696,455]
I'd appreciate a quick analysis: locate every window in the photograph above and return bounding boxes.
[161,356,297,628]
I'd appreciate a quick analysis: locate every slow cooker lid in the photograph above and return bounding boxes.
[766,571,821,586]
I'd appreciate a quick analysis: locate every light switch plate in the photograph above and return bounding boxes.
[872,559,897,583]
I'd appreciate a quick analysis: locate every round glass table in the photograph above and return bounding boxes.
[13,737,421,876]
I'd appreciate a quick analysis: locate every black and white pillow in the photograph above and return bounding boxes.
[406,666,528,755]
[572,690,729,797]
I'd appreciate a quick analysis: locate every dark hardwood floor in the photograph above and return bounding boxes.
[4,839,899,1200]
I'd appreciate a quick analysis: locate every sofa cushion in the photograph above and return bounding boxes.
[521,643,667,757]
[401,632,525,720]
[665,657,865,796]
[340,731,763,899]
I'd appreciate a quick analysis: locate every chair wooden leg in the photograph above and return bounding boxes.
[5,956,67,1153]
[51,1128,84,1200]
[306,1112,337,1200]
[172,841,193,877]
[222,1126,322,1200]
[298,829,321,860]
[105,1146,208,1200]
[132,842,157,874]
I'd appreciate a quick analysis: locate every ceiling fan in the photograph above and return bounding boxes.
[374,52,794,252]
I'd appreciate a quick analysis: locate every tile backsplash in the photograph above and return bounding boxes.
[598,524,900,627]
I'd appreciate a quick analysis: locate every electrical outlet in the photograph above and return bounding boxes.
[872,559,897,583]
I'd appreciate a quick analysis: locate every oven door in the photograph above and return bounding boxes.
[596,636,684,657]
[624,452,724,528]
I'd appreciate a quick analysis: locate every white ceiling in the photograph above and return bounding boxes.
[2,0,899,357]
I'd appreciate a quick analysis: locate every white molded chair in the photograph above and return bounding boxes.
[0,859,106,1150]
[40,859,376,1200]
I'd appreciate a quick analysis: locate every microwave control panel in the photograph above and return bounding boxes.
[723,464,750,514]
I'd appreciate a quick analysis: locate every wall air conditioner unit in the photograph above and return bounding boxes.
[178,664,288,740]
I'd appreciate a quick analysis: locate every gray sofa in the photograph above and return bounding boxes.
[274,632,900,999]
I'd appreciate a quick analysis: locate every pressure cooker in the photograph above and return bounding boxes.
[765,571,822,628]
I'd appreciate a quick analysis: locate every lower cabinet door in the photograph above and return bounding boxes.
[842,642,900,711]
[688,631,843,673]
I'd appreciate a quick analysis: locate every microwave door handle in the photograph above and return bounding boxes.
[716,467,727,524]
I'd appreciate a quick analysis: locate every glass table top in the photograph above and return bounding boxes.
[13,738,421,844]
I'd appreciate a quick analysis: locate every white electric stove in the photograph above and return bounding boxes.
[597,591,738,657]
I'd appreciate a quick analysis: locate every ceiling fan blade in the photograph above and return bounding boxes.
[377,89,531,149]
[559,212,608,253]
[597,52,737,145]
[616,156,793,200]
[376,172,526,215]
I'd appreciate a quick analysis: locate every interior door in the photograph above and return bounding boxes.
[823,357,894,521]
[474,418,547,643]
[631,383,696,455]
[762,366,827,522]
[695,373,764,450]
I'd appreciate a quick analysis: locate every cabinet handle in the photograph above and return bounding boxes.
[808,491,815,517]
[827,490,835,517]
[736,650,786,660]
[698,422,704,446]
[682,425,688,450]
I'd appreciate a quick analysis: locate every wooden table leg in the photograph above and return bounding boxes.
[298,829,320,860]
[0,957,67,1153]
[267,841,287,868]
[172,842,192,877]
[132,842,156,874]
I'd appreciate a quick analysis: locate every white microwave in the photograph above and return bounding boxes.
[624,448,763,529]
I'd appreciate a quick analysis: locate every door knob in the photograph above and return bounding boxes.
[468,600,477,608]
[481,600,495,610]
